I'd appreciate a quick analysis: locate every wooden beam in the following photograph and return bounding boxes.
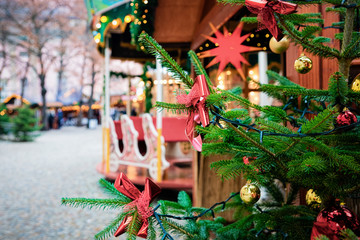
[286,5,321,89]
[191,3,242,50]
[153,0,205,43]
[321,3,340,89]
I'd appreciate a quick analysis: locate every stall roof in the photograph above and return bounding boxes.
[85,0,245,61]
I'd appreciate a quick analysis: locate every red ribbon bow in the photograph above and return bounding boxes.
[245,0,297,41]
[113,173,161,238]
[176,75,210,152]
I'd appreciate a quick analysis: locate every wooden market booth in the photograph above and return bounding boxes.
[86,0,360,212]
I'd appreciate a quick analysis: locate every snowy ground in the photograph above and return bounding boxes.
[0,126,122,240]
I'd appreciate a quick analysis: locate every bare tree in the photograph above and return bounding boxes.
[1,0,69,129]
[86,49,101,128]
[0,25,9,101]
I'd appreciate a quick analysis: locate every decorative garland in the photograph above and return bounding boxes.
[209,104,360,144]
[130,0,157,50]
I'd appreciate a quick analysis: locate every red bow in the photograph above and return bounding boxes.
[245,0,297,41]
[176,75,210,152]
[113,173,161,238]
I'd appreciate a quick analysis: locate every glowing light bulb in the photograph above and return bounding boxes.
[124,15,133,23]
[112,19,118,26]
[100,16,108,23]
[96,23,101,29]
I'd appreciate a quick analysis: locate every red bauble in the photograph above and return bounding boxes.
[336,111,357,126]
[311,205,360,240]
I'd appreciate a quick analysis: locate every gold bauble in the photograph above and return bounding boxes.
[294,54,313,74]
[240,183,261,204]
[269,36,290,54]
[145,71,152,79]
[305,189,321,209]
[351,73,360,92]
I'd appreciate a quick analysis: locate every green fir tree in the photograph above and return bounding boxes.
[0,104,10,135]
[12,105,39,142]
[62,0,360,239]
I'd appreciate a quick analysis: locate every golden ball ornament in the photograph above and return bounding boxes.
[306,189,321,209]
[269,36,290,54]
[351,73,360,92]
[294,54,313,74]
[145,71,152,79]
[240,183,261,204]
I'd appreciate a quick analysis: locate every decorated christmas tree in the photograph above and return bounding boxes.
[62,0,360,239]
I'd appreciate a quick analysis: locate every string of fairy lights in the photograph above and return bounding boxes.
[91,0,156,48]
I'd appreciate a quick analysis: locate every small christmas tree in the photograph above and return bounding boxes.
[12,105,39,141]
[62,0,360,239]
[0,104,10,136]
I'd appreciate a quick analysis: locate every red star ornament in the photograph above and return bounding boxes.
[199,22,262,80]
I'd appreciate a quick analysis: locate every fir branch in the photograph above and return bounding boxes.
[256,119,294,135]
[99,179,131,201]
[301,108,336,134]
[240,17,258,24]
[147,217,157,240]
[188,50,214,93]
[138,33,193,88]
[227,123,278,159]
[339,229,359,240]
[61,198,128,210]
[126,211,142,240]
[178,191,192,209]
[211,159,248,180]
[158,200,185,210]
[278,15,340,59]
[341,33,360,58]
[94,212,128,240]
[225,91,263,111]
[218,0,245,4]
[155,101,188,113]
[266,70,298,86]
[328,72,348,105]
[161,218,195,238]
[260,84,330,98]
[301,138,341,165]
[312,36,331,43]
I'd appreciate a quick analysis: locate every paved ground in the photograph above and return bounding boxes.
[0,126,121,240]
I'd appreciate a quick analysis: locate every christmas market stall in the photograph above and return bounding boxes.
[62,0,360,239]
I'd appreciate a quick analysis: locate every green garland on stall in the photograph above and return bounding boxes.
[130,0,157,50]
[141,61,155,113]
